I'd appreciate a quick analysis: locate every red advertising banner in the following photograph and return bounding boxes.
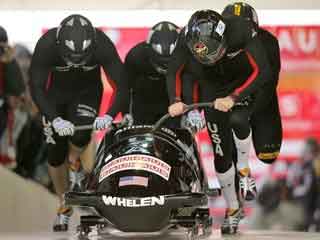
[265,26,320,71]
[279,90,320,139]
[99,27,148,61]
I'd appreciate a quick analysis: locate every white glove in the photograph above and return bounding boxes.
[52,117,74,136]
[93,114,113,130]
[181,110,206,132]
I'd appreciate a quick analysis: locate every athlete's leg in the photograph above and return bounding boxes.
[47,140,68,203]
[251,92,282,164]
[205,109,241,234]
[229,104,257,201]
[67,83,103,190]
[230,105,251,172]
[80,139,96,173]
[43,114,73,232]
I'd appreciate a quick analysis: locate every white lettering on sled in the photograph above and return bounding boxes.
[102,196,165,207]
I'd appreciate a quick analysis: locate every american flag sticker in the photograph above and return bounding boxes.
[119,176,149,187]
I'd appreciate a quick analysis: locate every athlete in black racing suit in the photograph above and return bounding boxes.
[166,10,273,234]
[125,21,180,126]
[222,1,282,202]
[30,14,129,231]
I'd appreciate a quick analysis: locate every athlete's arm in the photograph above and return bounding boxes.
[230,21,272,101]
[30,29,58,121]
[124,44,142,113]
[166,32,189,104]
[96,29,129,117]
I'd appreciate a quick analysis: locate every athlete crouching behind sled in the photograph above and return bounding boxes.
[30,14,129,231]
[167,10,273,234]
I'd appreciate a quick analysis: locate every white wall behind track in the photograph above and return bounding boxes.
[0,0,320,10]
[1,10,320,51]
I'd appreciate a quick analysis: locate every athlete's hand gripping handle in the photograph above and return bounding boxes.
[181,109,206,132]
[93,114,113,130]
[168,101,187,117]
[52,117,75,136]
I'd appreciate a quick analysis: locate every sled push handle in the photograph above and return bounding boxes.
[74,124,93,131]
[152,102,214,132]
[74,116,132,132]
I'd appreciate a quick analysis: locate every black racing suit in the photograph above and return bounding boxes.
[166,16,272,173]
[30,28,129,167]
[249,28,282,163]
[125,42,170,125]
[125,42,183,128]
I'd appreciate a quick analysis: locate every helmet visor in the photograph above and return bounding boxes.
[188,37,226,65]
[186,20,227,65]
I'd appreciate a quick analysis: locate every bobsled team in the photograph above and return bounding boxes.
[28,1,282,235]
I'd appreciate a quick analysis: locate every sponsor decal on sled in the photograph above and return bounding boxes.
[102,195,165,207]
[99,154,171,182]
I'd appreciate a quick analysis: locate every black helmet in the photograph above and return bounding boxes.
[0,26,8,43]
[222,2,259,27]
[185,10,227,65]
[147,21,179,74]
[56,14,96,67]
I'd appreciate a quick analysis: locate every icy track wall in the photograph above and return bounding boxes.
[0,166,58,232]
